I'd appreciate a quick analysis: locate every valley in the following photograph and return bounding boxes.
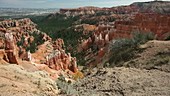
[0,1,170,96]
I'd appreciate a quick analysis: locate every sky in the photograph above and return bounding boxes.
[0,0,169,8]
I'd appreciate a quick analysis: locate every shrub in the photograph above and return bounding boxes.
[72,71,84,81]
[81,19,98,25]
[96,11,111,16]
[132,31,154,45]
[26,41,37,53]
[56,75,78,95]
[26,32,45,53]
[32,14,79,40]
[17,31,45,53]
[165,36,170,40]
[108,31,154,66]
[17,35,25,47]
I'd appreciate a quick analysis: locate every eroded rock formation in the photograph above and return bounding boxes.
[0,18,79,79]
[77,13,170,67]
[4,31,18,64]
[45,37,77,73]
[60,6,110,16]
[113,13,170,40]
[60,1,170,17]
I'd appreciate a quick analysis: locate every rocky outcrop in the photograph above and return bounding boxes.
[0,18,37,33]
[46,51,78,73]
[29,31,78,74]
[131,1,170,14]
[77,13,170,67]
[0,49,8,64]
[111,1,170,14]
[32,39,78,74]
[74,24,97,34]
[0,18,38,64]
[60,6,110,16]
[113,13,170,40]
[4,32,18,64]
[0,18,79,96]
[0,18,79,76]
[60,1,170,17]
[111,5,138,14]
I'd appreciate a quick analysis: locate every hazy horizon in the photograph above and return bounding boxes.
[0,0,169,9]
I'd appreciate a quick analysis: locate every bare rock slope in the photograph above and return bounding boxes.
[0,64,59,96]
[124,40,170,72]
[74,40,170,96]
[74,67,170,96]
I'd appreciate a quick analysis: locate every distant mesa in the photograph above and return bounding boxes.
[60,1,170,17]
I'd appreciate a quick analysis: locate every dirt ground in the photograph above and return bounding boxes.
[73,40,170,96]
[74,67,170,96]
[124,40,170,72]
[0,64,59,96]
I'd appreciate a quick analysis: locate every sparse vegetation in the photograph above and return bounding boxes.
[81,19,98,25]
[56,75,78,95]
[72,71,84,80]
[27,32,45,53]
[145,51,170,70]
[108,31,154,67]
[165,36,170,40]
[17,35,25,47]
[31,14,79,40]
[29,12,117,66]
[31,14,81,53]
[17,31,45,53]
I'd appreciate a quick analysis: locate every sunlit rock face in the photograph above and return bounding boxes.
[131,1,170,14]
[60,6,110,16]
[60,1,170,17]
[42,39,78,73]
[4,32,18,64]
[0,18,38,64]
[77,12,170,67]
[0,18,37,33]
[112,13,170,40]
[0,18,79,76]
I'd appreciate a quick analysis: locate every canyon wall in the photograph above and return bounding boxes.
[0,18,78,75]
[113,13,170,40]
[78,13,170,67]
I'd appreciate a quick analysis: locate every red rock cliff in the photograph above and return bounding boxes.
[0,18,78,75]
[113,13,170,39]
